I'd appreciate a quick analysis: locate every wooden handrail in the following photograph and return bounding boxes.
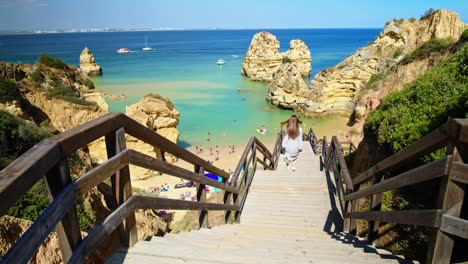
[320,118,468,264]
[0,113,279,263]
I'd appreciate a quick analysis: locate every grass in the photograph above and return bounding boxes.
[38,54,68,69]
[393,48,403,59]
[400,38,453,65]
[365,72,385,90]
[83,78,95,89]
[0,77,22,103]
[46,76,96,107]
[29,68,45,86]
[145,93,175,110]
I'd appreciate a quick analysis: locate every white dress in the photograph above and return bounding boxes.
[282,127,303,161]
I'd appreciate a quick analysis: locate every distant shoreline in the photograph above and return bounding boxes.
[0,27,382,36]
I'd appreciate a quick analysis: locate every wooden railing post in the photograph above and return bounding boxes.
[426,144,465,264]
[195,165,209,228]
[367,174,383,243]
[105,128,138,247]
[44,158,82,262]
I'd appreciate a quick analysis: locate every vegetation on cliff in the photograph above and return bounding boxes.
[145,93,175,110]
[400,37,454,65]
[365,45,468,153]
[38,54,68,69]
[47,75,97,107]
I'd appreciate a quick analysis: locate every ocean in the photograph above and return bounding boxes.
[0,29,380,148]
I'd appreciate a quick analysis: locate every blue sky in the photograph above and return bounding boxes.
[0,0,466,31]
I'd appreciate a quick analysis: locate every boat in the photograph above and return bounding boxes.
[116,48,130,53]
[142,36,153,51]
[217,59,226,65]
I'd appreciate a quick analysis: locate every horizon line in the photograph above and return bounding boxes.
[0,27,383,35]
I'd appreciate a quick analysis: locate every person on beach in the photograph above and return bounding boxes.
[281,115,303,171]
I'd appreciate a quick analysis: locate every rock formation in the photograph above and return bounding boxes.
[264,9,466,117]
[0,215,62,264]
[241,32,311,82]
[126,94,180,171]
[79,47,102,76]
[301,9,466,117]
[266,63,309,109]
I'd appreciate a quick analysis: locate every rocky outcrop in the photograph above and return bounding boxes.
[126,94,180,172]
[0,61,109,132]
[278,9,466,117]
[79,47,102,76]
[0,216,62,264]
[241,32,311,82]
[266,63,309,109]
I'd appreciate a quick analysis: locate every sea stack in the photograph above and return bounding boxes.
[79,47,102,76]
[241,32,311,82]
[266,62,309,110]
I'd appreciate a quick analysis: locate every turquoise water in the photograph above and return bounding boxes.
[0,29,380,147]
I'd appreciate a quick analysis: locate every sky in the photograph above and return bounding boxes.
[0,0,466,31]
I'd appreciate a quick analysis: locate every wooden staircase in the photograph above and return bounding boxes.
[108,142,415,263]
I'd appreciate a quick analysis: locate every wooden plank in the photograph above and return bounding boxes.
[195,166,209,229]
[332,136,353,190]
[44,158,82,262]
[345,157,451,201]
[128,150,238,193]
[254,137,273,158]
[1,184,76,264]
[256,157,269,169]
[345,209,442,227]
[353,122,451,186]
[230,137,254,186]
[368,174,383,243]
[440,214,468,239]
[51,112,123,155]
[255,144,273,168]
[427,147,465,264]
[121,115,229,179]
[0,139,61,216]
[450,162,468,185]
[115,128,138,247]
[69,196,137,263]
[135,196,240,211]
[74,150,130,197]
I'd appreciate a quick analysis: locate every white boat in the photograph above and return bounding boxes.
[217,59,226,65]
[116,48,130,53]
[142,36,153,51]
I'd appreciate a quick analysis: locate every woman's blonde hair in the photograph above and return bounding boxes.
[281,115,301,140]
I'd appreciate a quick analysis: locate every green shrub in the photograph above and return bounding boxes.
[83,78,95,89]
[365,45,468,153]
[282,56,292,63]
[29,68,45,86]
[400,38,453,65]
[393,48,403,59]
[366,73,384,90]
[409,17,417,22]
[0,77,22,103]
[420,8,436,20]
[47,84,96,107]
[460,29,468,43]
[367,41,373,46]
[394,18,404,26]
[38,54,68,69]
[144,93,174,110]
[0,111,50,170]
[7,180,49,221]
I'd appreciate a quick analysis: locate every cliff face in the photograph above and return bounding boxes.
[304,9,466,117]
[79,47,102,76]
[0,61,108,132]
[0,216,62,264]
[241,32,311,82]
[266,62,309,109]
[126,94,180,180]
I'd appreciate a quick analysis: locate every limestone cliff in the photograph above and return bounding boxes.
[0,60,108,132]
[0,215,62,264]
[126,94,180,179]
[303,9,466,117]
[266,62,309,109]
[79,47,102,76]
[241,32,311,82]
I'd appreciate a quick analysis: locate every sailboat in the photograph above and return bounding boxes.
[142,36,153,51]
